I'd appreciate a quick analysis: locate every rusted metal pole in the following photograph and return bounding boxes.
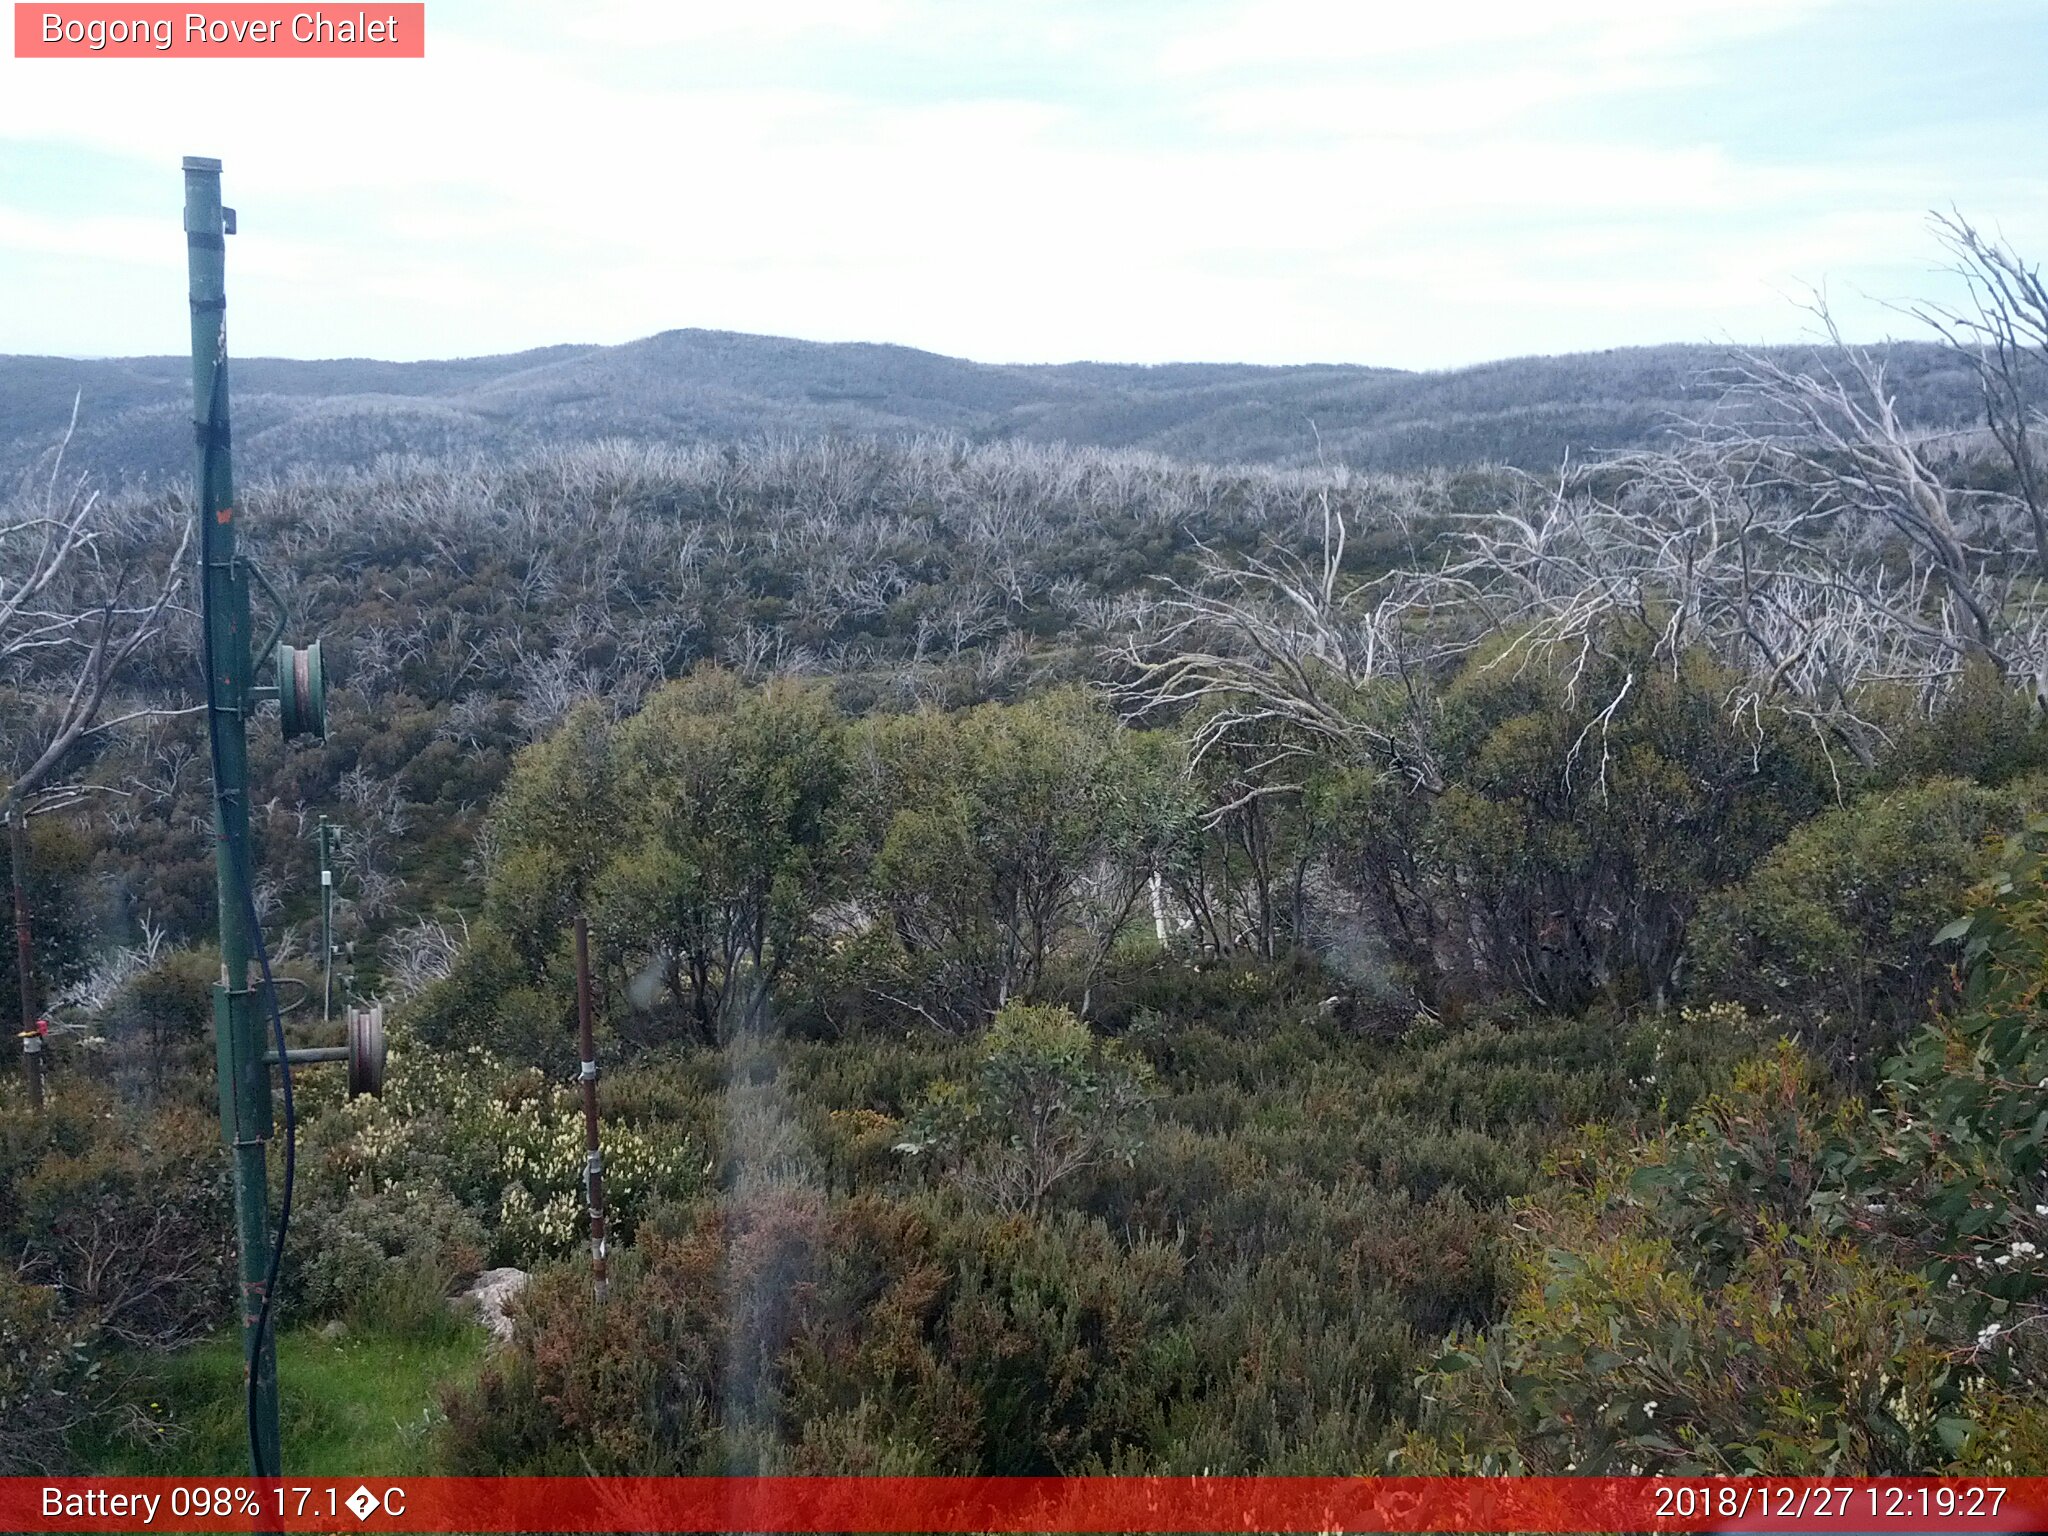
[574,915,608,1301]
[9,811,43,1113]
[318,817,334,1024]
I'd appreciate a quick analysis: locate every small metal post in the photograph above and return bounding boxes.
[9,811,43,1114]
[574,916,608,1302]
[317,817,333,1023]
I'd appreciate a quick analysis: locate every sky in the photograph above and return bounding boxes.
[2,0,2045,371]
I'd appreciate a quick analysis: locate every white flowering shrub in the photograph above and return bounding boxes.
[323,1041,704,1266]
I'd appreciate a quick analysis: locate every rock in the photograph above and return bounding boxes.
[318,1319,348,1342]
[453,1266,529,1345]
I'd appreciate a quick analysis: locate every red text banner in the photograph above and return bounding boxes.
[7,1476,2048,1533]
[14,4,424,57]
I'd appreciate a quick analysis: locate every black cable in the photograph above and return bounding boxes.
[241,811,296,1478]
[196,348,296,1478]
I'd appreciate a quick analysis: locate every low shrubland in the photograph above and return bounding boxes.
[0,1086,230,1471]
[29,630,2048,1477]
[17,233,2048,1473]
[1405,820,2048,1475]
[34,640,2048,1475]
[429,966,1764,1475]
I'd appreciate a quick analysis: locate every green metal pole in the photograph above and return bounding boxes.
[185,154,281,1479]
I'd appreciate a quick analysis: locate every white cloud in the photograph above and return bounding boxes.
[1156,0,1837,74]
[0,0,2040,366]
[552,0,917,49]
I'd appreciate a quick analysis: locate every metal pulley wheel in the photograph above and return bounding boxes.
[345,1002,385,1098]
[277,638,326,740]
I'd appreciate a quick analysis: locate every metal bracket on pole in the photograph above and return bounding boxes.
[247,558,288,676]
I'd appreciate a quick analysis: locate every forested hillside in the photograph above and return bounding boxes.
[8,223,2048,1480]
[0,331,1984,485]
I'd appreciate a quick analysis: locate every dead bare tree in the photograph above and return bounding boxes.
[1,401,195,824]
[1722,307,2029,679]
[1914,210,2048,572]
[1115,487,1449,803]
[385,911,467,999]
[1434,448,1891,771]
[1445,288,2048,777]
[512,645,603,737]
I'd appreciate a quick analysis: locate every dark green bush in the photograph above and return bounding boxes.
[98,948,215,1099]
[404,920,572,1066]
[0,815,92,1020]
[0,1267,99,1473]
[1417,638,1826,1011]
[3,1090,230,1350]
[1876,661,2048,790]
[1408,821,2048,1476]
[895,1003,1154,1214]
[1690,776,2043,1069]
[288,1182,488,1331]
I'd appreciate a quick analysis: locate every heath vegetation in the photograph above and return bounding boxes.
[5,215,2048,1475]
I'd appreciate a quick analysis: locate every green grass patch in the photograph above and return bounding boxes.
[79,1321,486,1476]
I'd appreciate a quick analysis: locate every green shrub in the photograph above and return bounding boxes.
[0,1267,99,1473]
[919,1204,1192,1473]
[1691,776,2041,1068]
[1416,638,1824,1012]
[442,1188,916,1475]
[845,691,1176,1029]
[596,671,848,1044]
[0,815,93,1019]
[1876,661,2048,790]
[1408,822,2048,1475]
[895,1004,1154,1214]
[1403,1049,2032,1474]
[404,921,570,1066]
[1859,814,2048,1319]
[0,1088,230,1470]
[1304,634,1825,1014]
[441,1186,1195,1476]
[98,948,215,1098]
[428,974,1756,1478]
[289,1183,488,1331]
[5,1092,229,1350]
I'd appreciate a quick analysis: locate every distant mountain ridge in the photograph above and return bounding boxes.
[0,328,1984,486]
